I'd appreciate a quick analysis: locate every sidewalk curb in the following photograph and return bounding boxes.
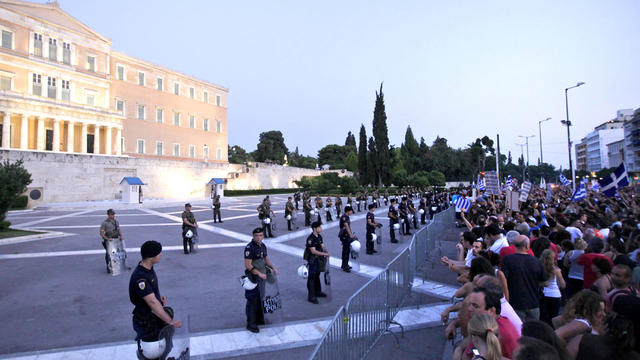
[0,230,67,245]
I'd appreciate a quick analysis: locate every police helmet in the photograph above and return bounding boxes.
[185,230,193,238]
[139,338,166,359]
[263,217,271,224]
[286,214,292,220]
[371,233,377,241]
[393,223,400,230]
[240,275,257,290]
[350,240,361,252]
[297,264,309,278]
[419,209,425,214]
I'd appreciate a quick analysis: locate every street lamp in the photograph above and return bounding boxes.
[518,134,536,166]
[538,117,551,164]
[565,82,585,192]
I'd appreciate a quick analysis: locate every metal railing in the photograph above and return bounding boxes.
[309,206,456,360]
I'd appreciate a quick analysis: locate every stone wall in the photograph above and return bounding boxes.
[0,150,352,205]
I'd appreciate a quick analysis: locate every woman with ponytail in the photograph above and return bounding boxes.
[467,313,505,360]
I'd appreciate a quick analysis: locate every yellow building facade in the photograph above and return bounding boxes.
[0,0,228,162]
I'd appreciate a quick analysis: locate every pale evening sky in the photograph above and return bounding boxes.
[54,0,640,169]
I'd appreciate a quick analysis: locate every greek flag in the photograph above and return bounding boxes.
[540,177,546,189]
[598,163,629,197]
[572,183,587,202]
[478,178,485,191]
[559,174,571,187]
[454,197,471,212]
[591,180,600,192]
[506,175,514,190]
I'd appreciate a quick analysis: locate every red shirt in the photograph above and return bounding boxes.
[465,316,520,359]
[500,245,534,259]
[577,253,614,289]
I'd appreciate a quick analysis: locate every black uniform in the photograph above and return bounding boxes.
[388,205,399,243]
[129,263,167,342]
[244,240,267,329]
[419,198,427,224]
[305,233,325,300]
[294,191,301,210]
[398,202,411,235]
[408,198,418,229]
[339,214,352,270]
[365,211,377,254]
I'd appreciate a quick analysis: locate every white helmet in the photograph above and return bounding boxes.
[399,218,404,224]
[393,223,400,230]
[350,240,361,252]
[263,217,271,224]
[371,233,377,241]
[286,214,292,220]
[240,275,257,290]
[139,338,167,359]
[325,208,329,213]
[419,209,425,214]
[297,264,309,278]
[312,209,317,215]
[185,229,193,238]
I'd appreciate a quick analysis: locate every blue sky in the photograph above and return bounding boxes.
[58,0,640,168]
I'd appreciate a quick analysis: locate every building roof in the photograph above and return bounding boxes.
[0,0,110,43]
[206,178,226,185]
[120,177,145,185]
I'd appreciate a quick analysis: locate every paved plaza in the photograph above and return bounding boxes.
[1,194,458,359]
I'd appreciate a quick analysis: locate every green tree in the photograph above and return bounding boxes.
[418,137,430,171]
[372,83,391,186]
[288,147,317,169]
[228,145,250,164]
[344,131,357,151]
[426,170,446,186]
[339,176,360,194]
[317,144,351,169]
[254,130,288,164]
[357,124,368,185]
[344,151,358,172]
[366,136,377,186]
[0,160,32,230]
[400,126,420,174]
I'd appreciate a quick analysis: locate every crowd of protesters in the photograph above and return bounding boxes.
[440,181,640,360]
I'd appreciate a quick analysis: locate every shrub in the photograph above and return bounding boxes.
[10,195,28,210]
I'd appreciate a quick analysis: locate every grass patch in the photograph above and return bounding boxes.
[0,228,41,239]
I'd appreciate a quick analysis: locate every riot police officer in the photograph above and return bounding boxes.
[244,228,279,333]
[257,200,275,238]
[355,192,362,212]
[181,203,198,254]
[314,194,324,224]
[285,196,295,231]
[212,195,222,223]
[388,198,399,243]
[398,197,411,235]
[408,194,418,229]
[129,241,182,355]
[325,196,333,222]
[339,206,356,272]
[100,208,123,273]
[303,197,312,227]
[335,196,343,218]
[366,204,380,254]
[419,195,428,225]
[294,190,301,210]
[305,221,330,303]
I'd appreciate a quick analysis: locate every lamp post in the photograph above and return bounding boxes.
[538,117,551,164]
[518,134,536,166]
[565,82,585,192]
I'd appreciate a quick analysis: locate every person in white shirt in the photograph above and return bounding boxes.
[485,223,509,253]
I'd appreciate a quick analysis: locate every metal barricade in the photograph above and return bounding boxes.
[310,305,347,360]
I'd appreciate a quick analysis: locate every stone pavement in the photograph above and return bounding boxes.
[2,194,459,359]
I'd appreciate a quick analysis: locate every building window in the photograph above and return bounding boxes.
[173,112,180,126]
[116,99,124,114]
[61,80,70,100]
[48,38,57,61]
[156,108,163,123]
[216,94,221,106]
[216,120,222,133]
[87,56,95,72]
[62,42,70,65]
[116,65,125,80]
[86,92,95,106]
[174,82,179,95]
[204,91,208,103]
[47,77,56,99]
[137,139,145,154]
[173,143,180,156]
[138,72,145,86]
[33,33,42,56]
[1,30,12,49]
[216,147,222,160]
[32,73,42,95]
[156,141,163,156]
[0,75,11,90]
[189,116,195,128]
[203,146,209,160]
[189,145,195,158]
[190,87,195,99]
[137,105,145,120]
[156,77,163,91]
[203,118,209,131]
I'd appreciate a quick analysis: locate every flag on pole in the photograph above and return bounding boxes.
[506,175,514,190]
[478,177,486,191]
[454,197,471,212]
[598,163,629,197]
[572,183,587,202]
[540,177,546,189]
[591,180,600,192]
[559,174,571,187]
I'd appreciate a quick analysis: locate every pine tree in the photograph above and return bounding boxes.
[402,126,419,174]
[358,124,368,185]
[344,131,357,148]
[372,83,391,186]
[367,136,377,185]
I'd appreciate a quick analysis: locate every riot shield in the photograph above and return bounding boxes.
[262,271,285,334]
[190,231,199,253]
[322,257,332,302]
[374,226,383,253]
[271,217,278,232]
[106,238,127,276]
[165,317,190,360]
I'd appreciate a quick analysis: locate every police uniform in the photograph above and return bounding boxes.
[315,197,324,224]
[285,199,295,231]
[244,240,267,330]
[294,191,301,210]
[303,199,312,226]
[398,201,411,235]
[388,204,399,243]
[213,196,222,223]
[181,210,197,253]
[408,197,418,229]
[419,197,428,224]
[100,217,120,272]
[305,233,325,301]
[325,197,333,222]
[129,263,166,342]
[365,211,377,254]
[259,203,274,237]
[339,213,352,271]
[335,197,342,218]
[356,193,362,212]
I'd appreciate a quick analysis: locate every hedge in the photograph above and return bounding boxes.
[9,195,28,210]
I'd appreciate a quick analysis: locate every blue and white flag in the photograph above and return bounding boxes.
[478,178,485,191]
[519,181,532,202]
[540,177,546,189]
[598,163,629,197]
[572,183,587,202]
[506,175,514,190]
[454,197,471,212]
[560,174,571,187]
[591,180,600,192]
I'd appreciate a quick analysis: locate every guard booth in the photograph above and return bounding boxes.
[120,177,146,204]
[206,178,226,199]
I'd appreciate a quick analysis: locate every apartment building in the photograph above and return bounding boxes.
[0,0,228,162]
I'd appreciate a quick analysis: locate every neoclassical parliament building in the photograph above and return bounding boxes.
[0,0,228,162]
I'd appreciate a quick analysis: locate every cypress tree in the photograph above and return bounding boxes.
[372,83,391,186]
[358,124,368,185]
[367,136,377,186]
